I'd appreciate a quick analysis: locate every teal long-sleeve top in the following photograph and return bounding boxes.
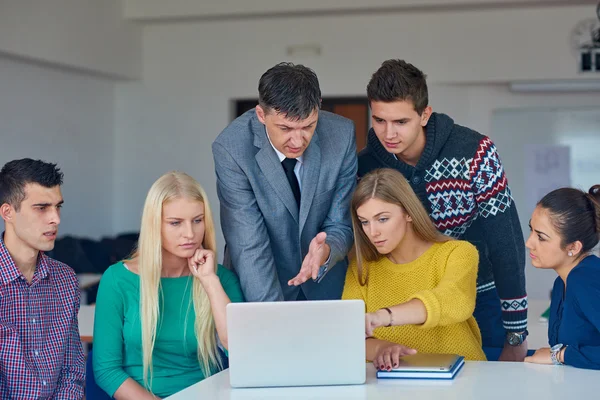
[92,262,244,398]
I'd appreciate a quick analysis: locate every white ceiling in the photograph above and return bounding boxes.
[123,0,598,21]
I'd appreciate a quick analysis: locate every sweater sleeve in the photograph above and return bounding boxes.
[563,267,600,370]
[409,242,479,329]
[92,266,132,396]
[468,137,527,333]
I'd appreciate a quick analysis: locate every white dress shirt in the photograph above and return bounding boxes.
[266,128,304,191]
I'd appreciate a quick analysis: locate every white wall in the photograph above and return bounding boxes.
[0,0,141,79]
[113,4,600,298]
[0,56,115,239]
[491,105,600,300]
[0,0,144,239]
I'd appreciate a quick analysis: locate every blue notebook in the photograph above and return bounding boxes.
[376,353,465,380]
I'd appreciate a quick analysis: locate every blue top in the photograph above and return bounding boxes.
[549,255,600,370]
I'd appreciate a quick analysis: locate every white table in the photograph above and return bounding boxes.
[166,362,599,400]
[78,304,95,343]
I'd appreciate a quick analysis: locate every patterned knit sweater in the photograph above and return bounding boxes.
[358,112,527,333]
[342,241,486,361]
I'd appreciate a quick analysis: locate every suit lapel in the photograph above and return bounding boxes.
[253,117,299,223]
[299,132,321,233]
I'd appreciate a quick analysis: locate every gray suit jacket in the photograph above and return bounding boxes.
[212,109,357,301]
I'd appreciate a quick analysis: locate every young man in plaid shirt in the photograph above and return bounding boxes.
[0,159,84,399]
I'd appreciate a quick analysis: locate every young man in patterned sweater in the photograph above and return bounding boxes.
[358,59,528,361]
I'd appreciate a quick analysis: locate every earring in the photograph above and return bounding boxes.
[568,251,573,257]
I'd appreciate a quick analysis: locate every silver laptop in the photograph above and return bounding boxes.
[226,300,366,388]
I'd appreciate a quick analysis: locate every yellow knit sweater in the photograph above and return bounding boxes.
[342,241,486,361]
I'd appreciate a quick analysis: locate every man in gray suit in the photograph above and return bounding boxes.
[212,63,357,302]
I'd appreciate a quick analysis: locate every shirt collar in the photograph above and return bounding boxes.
[0,232,49,285]
[265,127,304,165]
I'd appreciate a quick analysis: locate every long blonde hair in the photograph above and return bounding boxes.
[131,171,221,390]
[352,168,449,285]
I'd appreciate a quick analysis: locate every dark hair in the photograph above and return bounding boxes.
[537,185,600,254]
[367,59,429,115]
[258,62,321,120]
[0,159,64,211]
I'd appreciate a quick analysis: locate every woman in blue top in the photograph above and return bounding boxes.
[524,185,600,370]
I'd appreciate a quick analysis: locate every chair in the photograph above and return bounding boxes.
[85,347,229,399]
[85,349,112,400]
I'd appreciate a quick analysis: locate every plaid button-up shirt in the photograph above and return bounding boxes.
[0,235,84,399]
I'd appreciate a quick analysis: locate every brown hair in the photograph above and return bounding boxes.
[352,168,449,285]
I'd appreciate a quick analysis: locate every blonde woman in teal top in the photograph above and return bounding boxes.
[93,172,244,399]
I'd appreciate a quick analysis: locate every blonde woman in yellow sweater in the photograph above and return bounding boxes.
[342,168,486,371]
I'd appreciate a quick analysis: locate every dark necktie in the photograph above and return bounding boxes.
[281,158,301,207]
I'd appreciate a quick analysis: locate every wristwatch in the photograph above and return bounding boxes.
[506,330,529,346]
[550,343,565,365]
